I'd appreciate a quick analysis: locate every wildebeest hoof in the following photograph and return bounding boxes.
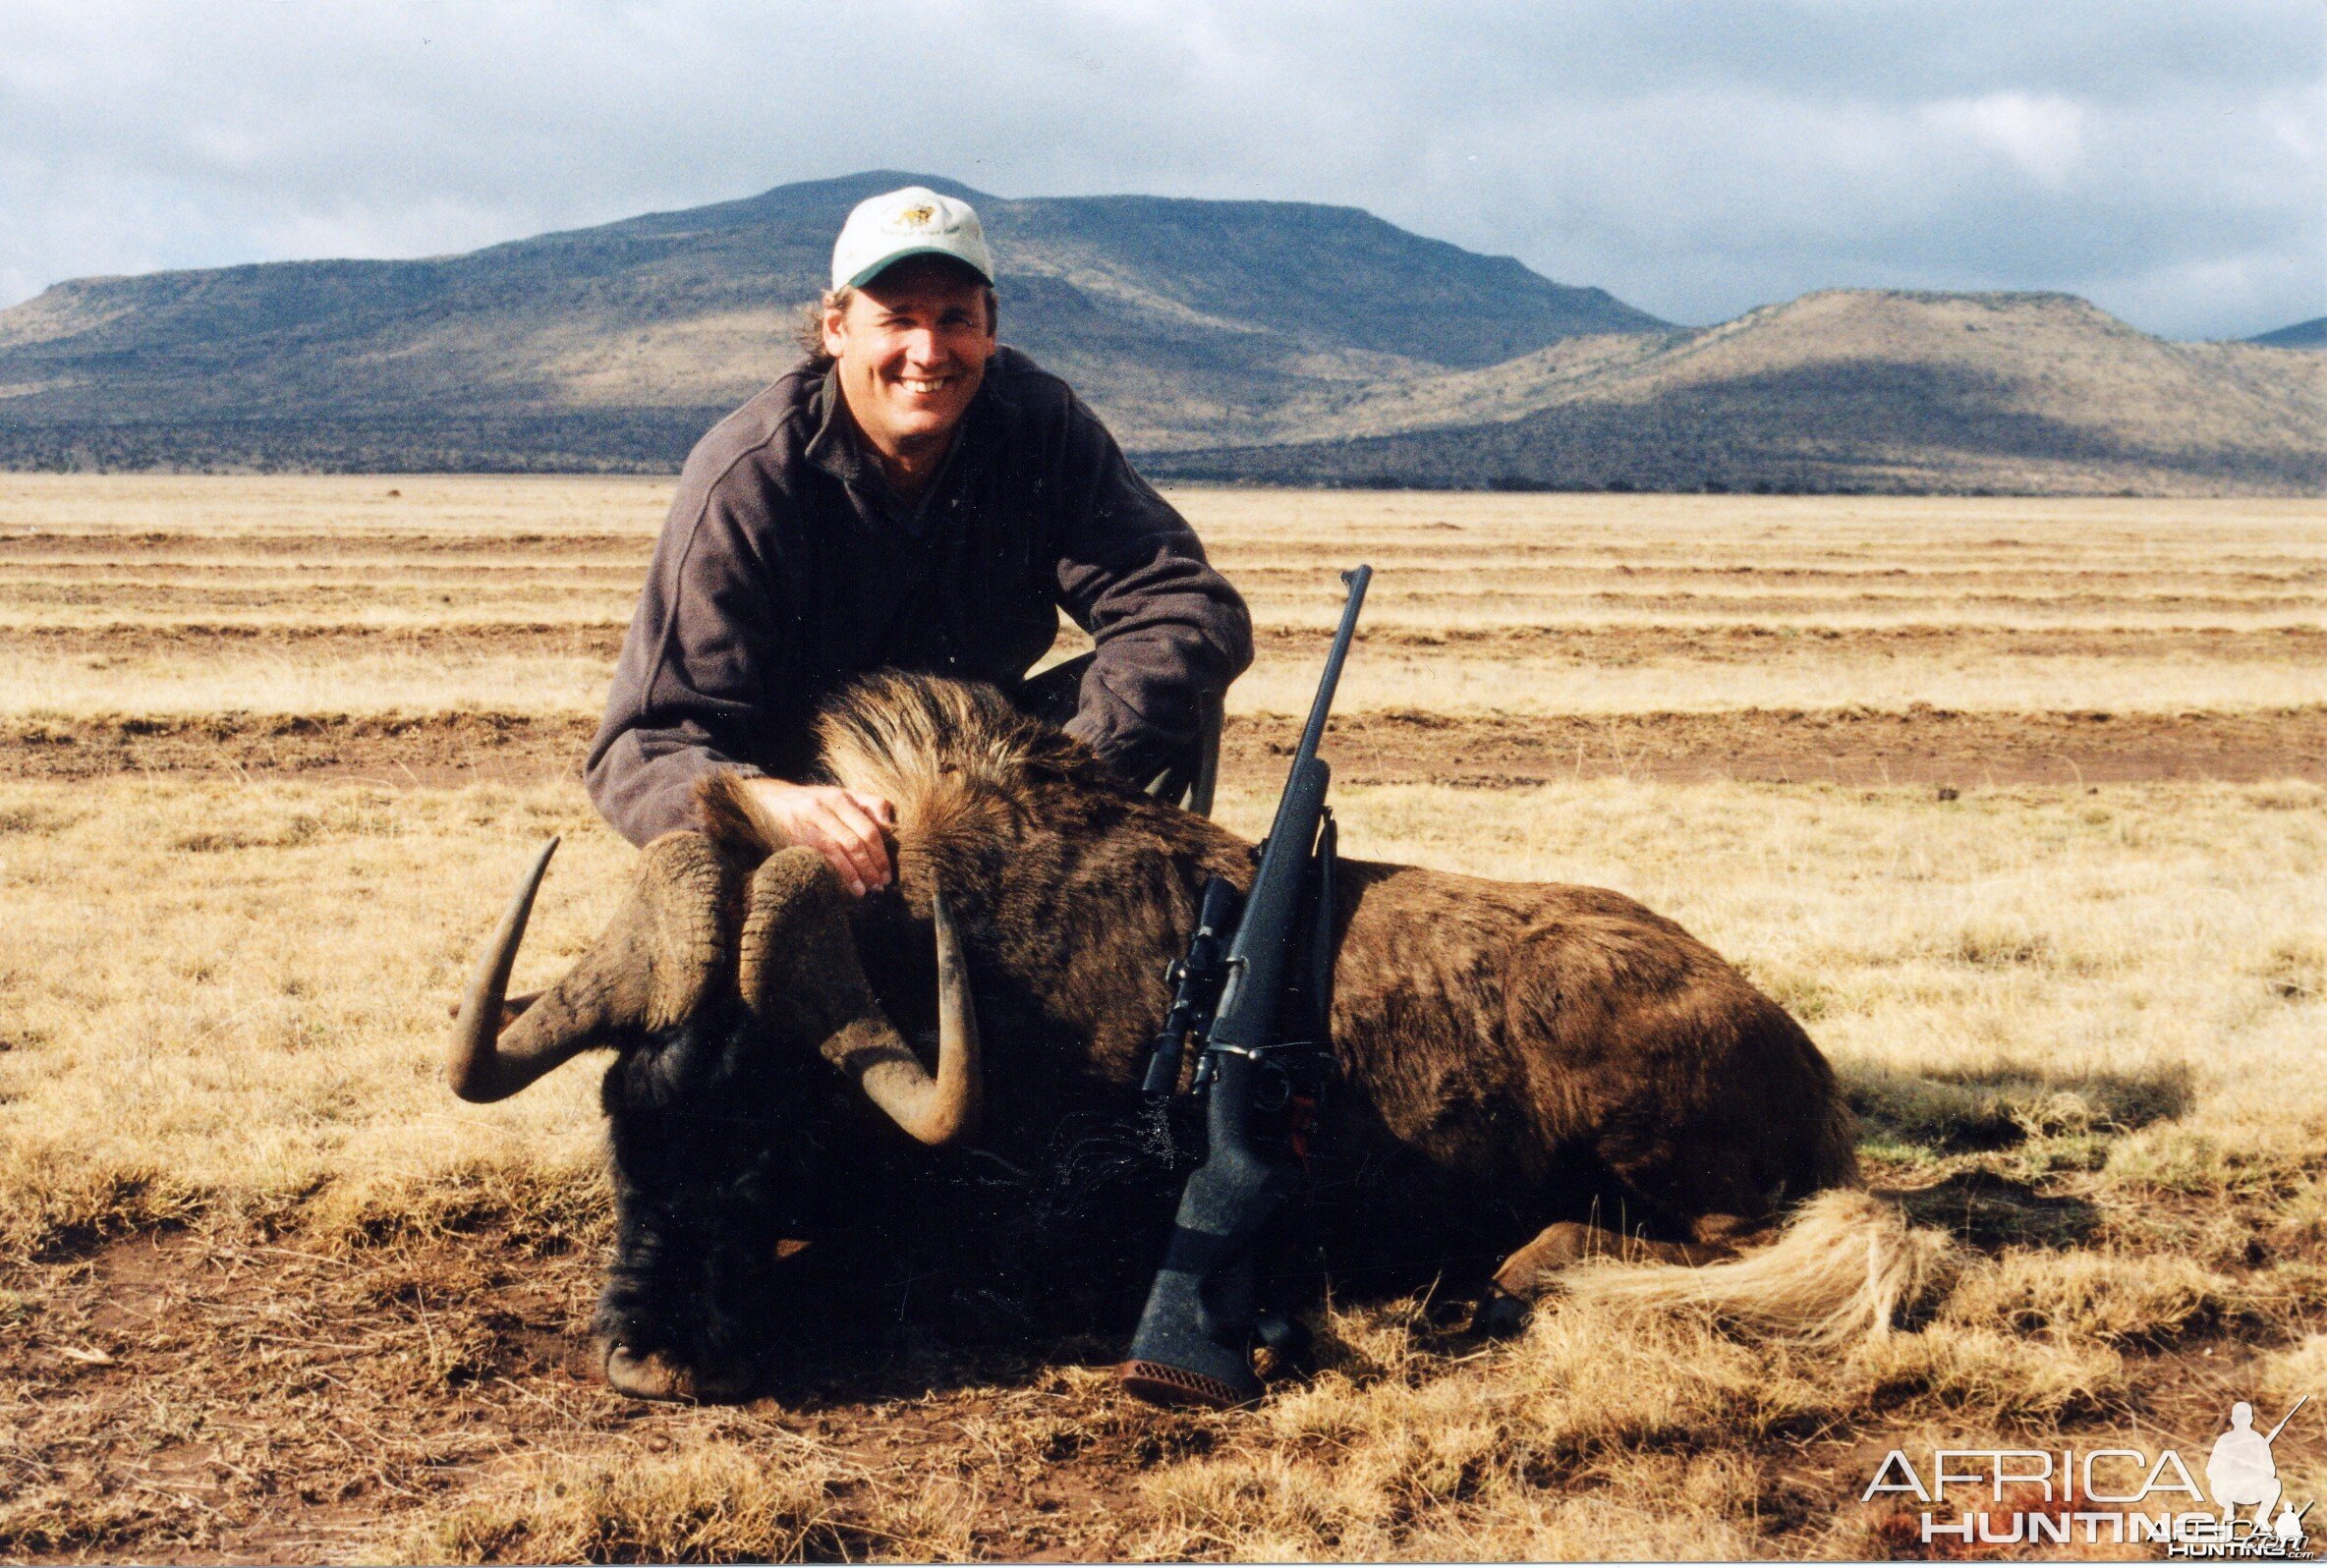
[1470,1288,1533,1339]
[601,1340,753,1404]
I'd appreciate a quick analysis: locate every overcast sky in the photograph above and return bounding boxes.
[3,0,2320,340]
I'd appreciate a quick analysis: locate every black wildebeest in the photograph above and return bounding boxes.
[450,673,1939,1402]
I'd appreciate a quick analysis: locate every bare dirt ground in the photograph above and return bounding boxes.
[7,706,2323,790]
[1,1219,1214,1564]
[9,619,2325,664]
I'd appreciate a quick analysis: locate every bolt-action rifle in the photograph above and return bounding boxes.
[1119,565,1370,1410]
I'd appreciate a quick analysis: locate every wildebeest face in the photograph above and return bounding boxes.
[447,838,980,1145]
[447,835,986,1400]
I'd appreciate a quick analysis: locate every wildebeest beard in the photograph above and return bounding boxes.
[592,999,1200,1390]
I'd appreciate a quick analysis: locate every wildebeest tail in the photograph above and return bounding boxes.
[1559,1190,1958,1346]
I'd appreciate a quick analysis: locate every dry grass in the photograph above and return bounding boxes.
[398,1435,998,1563]
[1129,1294,2138,1561]
[0,479,2321,1561]
[0,778,618,1259]
[15,636,2327,718]
[403,1442,855,1564]
[3,477,2321,718]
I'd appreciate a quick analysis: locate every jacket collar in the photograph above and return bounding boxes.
[801,364,864,487]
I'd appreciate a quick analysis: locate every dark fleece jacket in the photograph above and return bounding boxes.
[586,347,1252,845]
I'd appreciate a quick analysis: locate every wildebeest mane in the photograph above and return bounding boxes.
[818,671,1116,802]
[696,671,1140,867]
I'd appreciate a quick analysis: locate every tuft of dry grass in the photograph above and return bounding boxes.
[1845,1059,2190,1158]
[0,1490,164,1561]
[2255,933,2327,1000]
[1138,1297,1820,1560]
[0,1146,206,1262]
[2258,1335,2327,1408]
[1845,1323,2127,1424]
[402,1442,852,1565]
[1936,1249,2265,1348]
[302,1159,610,1259]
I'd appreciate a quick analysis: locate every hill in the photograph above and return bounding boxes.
[1,176,2317,493]
[1150,291,2327,495]
[2250,315,2327,350]
[0,171,1659,468]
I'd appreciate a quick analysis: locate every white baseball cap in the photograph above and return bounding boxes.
[830,186,995,291]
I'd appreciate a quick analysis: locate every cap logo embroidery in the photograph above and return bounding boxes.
[832,186,993,287]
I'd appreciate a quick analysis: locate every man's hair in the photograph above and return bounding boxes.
[795,282,999,371]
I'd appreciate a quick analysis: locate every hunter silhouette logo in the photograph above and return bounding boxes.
[2209,1400,2293,1530]
[1862,1394,2314,1556]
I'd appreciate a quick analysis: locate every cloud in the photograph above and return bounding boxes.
[1922,93,2087,188]
[0,0,2319,339]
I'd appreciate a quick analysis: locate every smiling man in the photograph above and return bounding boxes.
[586,186,1252,889]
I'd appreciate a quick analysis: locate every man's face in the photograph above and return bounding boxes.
[823,257,995,459]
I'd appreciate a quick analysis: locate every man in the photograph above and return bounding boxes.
[587,185,1251,893]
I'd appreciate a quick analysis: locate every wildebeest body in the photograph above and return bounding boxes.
[454,672,1872,1400]
[789,677,1854,1286]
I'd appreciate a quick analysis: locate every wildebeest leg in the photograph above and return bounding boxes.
[595,1015,803,1402]
[1471,1213,1761,1336]
[597,1148,758,1402]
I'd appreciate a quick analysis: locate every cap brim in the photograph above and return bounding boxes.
[844,246,994,290]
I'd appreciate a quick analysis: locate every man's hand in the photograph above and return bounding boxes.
[741,778,895,897]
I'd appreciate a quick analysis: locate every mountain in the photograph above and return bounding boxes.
[1149,291,2327,495]
[0,171,1661,467]
[2250,316,2327,350]
[1,176,2317,493]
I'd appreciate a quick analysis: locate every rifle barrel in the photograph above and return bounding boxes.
[1208,564,1367,1048]
[1293,566,1370,766]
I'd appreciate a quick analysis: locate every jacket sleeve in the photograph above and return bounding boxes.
[1050,393,1254,783]
[584,455,799,846]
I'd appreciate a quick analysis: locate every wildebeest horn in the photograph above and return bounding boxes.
[448,833,736,1103]
[739,847,981,1147]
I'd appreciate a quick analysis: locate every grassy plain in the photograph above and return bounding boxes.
[0,476,2322,1561]
[2,478,2323,719]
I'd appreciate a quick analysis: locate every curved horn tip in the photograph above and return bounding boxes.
[923,880,983,1144]
[828,877,984,1147]
[445,836,565,1102]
